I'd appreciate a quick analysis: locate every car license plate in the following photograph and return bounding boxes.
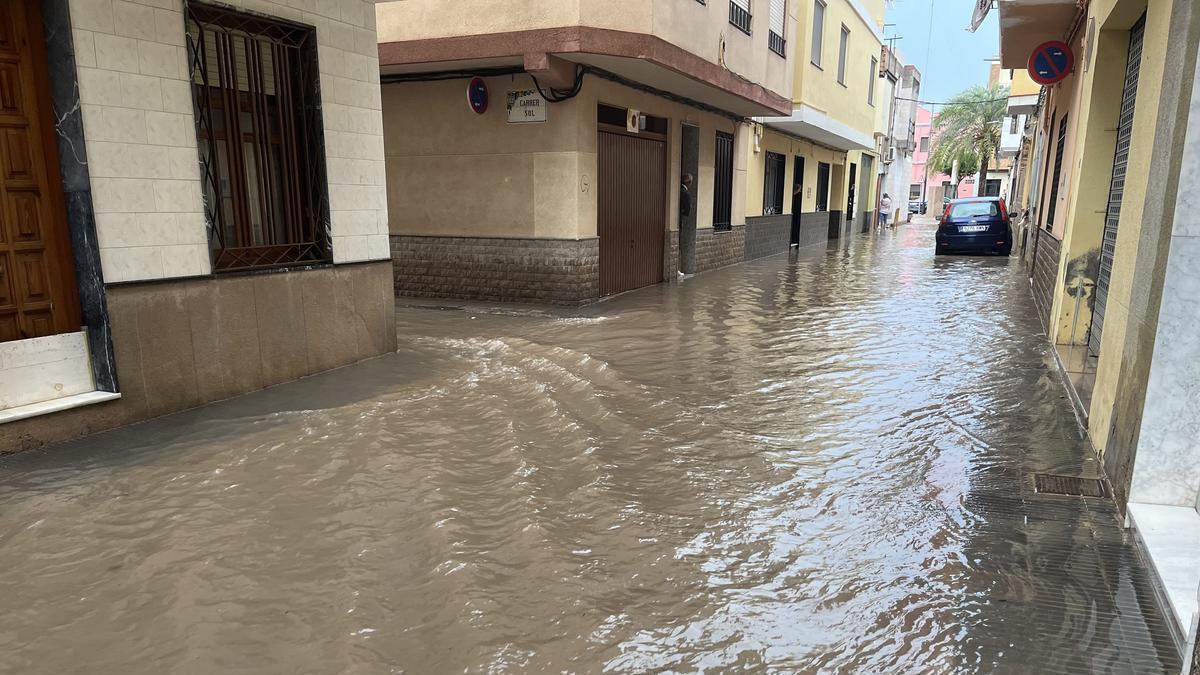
[960,225,988,233]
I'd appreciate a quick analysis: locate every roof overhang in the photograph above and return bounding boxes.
[997,0,1079,69]
[755,105,876,152]
[1008,93,1039,114]
[378,27,793,117]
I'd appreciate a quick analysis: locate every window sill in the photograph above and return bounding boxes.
[811,61,823,70]
[729,22,752,36]
[0,391,121,425]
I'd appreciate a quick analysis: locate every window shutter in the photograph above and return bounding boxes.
[769,0,786,36]
[732,0,750,10]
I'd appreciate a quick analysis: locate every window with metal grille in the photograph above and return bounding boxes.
[1046,112,1068,230]
[186,3,330,272]
[837,25,849,84]
[909,183,921,199]
[1009,115,1019,134]
[763,152,786,215]
[730,0,752,35]
[919,136,929,152]
[768,0,785,56]
[810,0,825,66]
[713,132,734,230]
[868,56,877,105]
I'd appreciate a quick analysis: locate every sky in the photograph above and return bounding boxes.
[882,0,1001,110]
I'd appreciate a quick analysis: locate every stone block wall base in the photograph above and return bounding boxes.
[391,235,599,305]
[745,215,791,261]
[695,225,746,273]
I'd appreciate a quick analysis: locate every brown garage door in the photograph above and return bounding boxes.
[598,128,666,296]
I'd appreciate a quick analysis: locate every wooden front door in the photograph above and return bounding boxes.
[0,0,79,343]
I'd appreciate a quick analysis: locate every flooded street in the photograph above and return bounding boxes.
[0,219,1180,673]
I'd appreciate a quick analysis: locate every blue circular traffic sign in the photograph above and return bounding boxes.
[1028,41,1074,85]
[467,77,489,114]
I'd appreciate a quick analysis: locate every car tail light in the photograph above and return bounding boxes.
[942,203,952,221]
[998,198,1009,221]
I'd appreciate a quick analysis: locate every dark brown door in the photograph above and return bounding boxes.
[598,129,665,296]
[0,0,79,343]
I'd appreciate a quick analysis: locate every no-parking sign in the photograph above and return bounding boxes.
[1028,41,1074,85]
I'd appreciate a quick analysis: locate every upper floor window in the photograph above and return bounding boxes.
[837,25,849,85]
[768,0,786,56]
[920,136,929,152]
[730,0,752,35]
[1010,115,1019,134]
[868,56,877,105]
[186,2,330,272]
[810,0,825,66]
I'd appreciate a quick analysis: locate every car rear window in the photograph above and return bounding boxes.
[949,202,1000,218]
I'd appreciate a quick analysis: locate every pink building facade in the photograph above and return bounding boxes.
[912,106,976,210]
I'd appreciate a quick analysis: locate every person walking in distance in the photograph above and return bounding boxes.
[879,193,892,229]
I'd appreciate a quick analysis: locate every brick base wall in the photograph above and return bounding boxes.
[798,212,829,249]
[390,235,600,305]
[695,225,746,273]
[745,215,791,261]
[827,210,849,239]
[1031,228,1062,329]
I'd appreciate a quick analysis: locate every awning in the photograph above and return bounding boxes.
[755,105,876,152]
[997,0,1079,69]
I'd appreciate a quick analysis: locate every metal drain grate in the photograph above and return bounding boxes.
[1033,474,1109,497]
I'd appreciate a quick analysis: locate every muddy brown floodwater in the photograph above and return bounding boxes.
[0,220,1182,673]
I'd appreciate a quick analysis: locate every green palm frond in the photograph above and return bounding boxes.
[929,84,1010,190]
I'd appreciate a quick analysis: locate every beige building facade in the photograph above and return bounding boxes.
[377,0,819,304]
[1,0,396,452]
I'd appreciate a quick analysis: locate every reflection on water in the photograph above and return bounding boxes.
[0,222,1180,673]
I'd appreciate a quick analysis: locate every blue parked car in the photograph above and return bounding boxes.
[936,197,1012,256]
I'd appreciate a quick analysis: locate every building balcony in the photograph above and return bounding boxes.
[375,0,794,116]
[997,0,1079,69]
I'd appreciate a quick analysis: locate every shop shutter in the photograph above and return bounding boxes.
[1090,14,1145,355]
[769,0,785,37]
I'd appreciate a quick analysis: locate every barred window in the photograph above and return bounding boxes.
[763,151,786,215]
[713,132,734,231]
[186,3,330,272]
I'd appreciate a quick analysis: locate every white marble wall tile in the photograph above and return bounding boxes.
[1131,237,1200,507]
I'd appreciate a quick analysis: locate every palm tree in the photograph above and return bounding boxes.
[929,84,1009,197]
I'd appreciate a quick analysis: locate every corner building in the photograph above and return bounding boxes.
[1,0,396,451]
[377,0,803,304]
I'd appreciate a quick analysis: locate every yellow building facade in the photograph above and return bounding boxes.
[747,0,886,243]
[1000,0,1200,652]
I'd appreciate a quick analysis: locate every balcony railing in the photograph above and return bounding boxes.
[768,30,785,56]
[729,1,752,35]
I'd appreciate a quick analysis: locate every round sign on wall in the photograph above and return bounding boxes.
[467,77,489,114]
[1028,41,1074,85]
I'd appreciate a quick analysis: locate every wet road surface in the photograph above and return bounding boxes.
[0,219,1181,673]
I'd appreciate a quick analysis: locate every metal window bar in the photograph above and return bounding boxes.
[729,1,752,35]
[768,31,785,56]
[763,152,786,215]
[713,132,734,230]
[186,2,331,272]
